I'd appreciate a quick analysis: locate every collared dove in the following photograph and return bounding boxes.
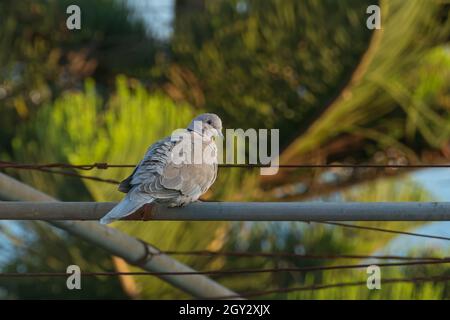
[100,113,223,224]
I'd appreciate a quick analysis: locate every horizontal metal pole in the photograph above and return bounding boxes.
[0,173,240,299]
[1,201,450,221]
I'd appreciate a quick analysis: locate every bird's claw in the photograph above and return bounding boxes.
[141,203,155,220]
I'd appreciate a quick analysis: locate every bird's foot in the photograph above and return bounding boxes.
[168,202,186,208]
[141,203,155,220]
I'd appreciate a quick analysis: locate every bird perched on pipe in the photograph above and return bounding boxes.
[100,113,223,224]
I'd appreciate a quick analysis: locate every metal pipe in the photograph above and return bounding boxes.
[0,200,450,221]
[0,173,240,299]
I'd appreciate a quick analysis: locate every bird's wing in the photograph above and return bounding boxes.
[118,166,138,193]
[118,136,179,198]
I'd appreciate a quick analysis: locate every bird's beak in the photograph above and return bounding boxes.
[218,130,224,138]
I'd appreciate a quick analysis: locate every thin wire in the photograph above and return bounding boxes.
[157,250,446,261]
[0,161,121,184]
[4,242,446,262]
[35,168,120,185]
[2,271,448,299]
[3,161,450,170]
[321,222,450,242]
[219,164,450,168]
[5,236,445,263]
[2,161,448,186]
[213,275,450,299]
[1,259,449,277]
[0,161,118,170]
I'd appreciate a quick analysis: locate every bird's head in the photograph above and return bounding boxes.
[187,113,223,139]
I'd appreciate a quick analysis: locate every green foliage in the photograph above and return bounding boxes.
[0,0,158,155]
[0,221,127,299]
[288,245,450,299]
[288,267,449,299]
[386,46,450,147]
[170,0,373,141]
[286,0,450,159]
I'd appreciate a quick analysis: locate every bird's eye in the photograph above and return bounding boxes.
[207,120,212,125]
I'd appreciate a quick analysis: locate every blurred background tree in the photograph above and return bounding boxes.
[169,0,373,144]
[0,221,127,299]
[1,0,450,299]
[0,0,160,158]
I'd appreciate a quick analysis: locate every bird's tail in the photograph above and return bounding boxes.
[100,193,150,224]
